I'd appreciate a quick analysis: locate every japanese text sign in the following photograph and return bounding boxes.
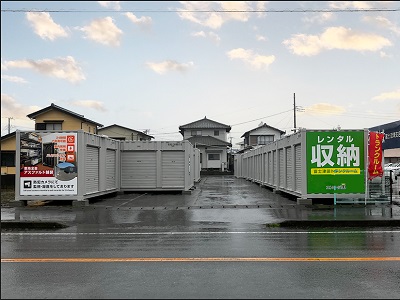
[306,130,365,194]
[367,131,384,180]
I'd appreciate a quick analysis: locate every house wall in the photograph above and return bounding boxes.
[1,136,16,176]
[34,111,98,133]
[98,127,148,141]
[248,127,283,146]
[1,136,16,151]
[183,129,228,142]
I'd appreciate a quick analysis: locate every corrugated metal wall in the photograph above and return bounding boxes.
[85,146,99,193]
[106,149,116,190]
[162,151,185,188]
[121,151,157,189]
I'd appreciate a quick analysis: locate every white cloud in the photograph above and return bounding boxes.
[1,75,28,83]
[26,12,68,41]
[283,26,392,56]
[362,15,400,36]
[256,34,267,41]
[2,56,85,83]
[226,48,275,69]
[177,1,258,29]
[328,1,373,9]
[372,89,400,101]
[98,1,121,10]
[379,51,392,58]
[191,31,206,37]
[1,94,40,120]
[124,12,152,30]
[306,103,346,115]
[302,12,334,24]
[78,17,123,47]
[145,60,194,75]
[70,100,107,112]
[191,31,221,43]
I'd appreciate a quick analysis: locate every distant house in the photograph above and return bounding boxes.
[179,116,232,171]
[241,122,285,149]
[98,124,154,141]
[1,103,103,188]
[27,103,103,133]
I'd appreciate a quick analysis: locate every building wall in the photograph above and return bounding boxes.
[34,111,98,133]
[1,136,16,151]
[182,129,227,142]
[247,127,283,146]
[1,136,16,176]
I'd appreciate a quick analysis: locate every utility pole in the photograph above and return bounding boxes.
[293,93,296,133]
[7,117,13,134]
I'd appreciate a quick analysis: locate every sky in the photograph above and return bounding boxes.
[1,1,399,147]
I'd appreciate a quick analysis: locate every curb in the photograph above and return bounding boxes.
[267,219,400,228]
[1,221,69,230]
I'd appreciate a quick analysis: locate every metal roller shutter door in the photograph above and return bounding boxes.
[106,149,116,190]
[162,151,185,188]
[121,151,157,188]
[286,147,292,190]
[85,146,99,193]
[294,144,302,192]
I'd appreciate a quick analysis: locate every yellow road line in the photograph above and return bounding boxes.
[2,257,400,263]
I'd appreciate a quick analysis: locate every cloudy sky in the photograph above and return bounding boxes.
[1,1,399,146]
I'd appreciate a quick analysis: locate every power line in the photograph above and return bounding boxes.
[1,8,399,13]
[231,109,293,127]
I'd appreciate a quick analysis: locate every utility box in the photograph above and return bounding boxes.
[15,130,120,205]
[235,128,369,201]
[120,140,195,192]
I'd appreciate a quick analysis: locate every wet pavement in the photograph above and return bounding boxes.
[1,175,400,230]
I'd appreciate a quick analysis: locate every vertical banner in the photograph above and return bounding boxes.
[368,131,384,180]
[306,130,365,194]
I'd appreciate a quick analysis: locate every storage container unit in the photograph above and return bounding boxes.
[120,140,195,192]
[235,128,369,201]
[15,130,120,205]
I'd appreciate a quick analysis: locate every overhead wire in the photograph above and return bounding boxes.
[2,8,399,13]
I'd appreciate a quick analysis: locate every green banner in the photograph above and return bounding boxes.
[306,130,365,194]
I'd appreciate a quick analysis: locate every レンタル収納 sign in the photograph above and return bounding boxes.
[306,130,365,194]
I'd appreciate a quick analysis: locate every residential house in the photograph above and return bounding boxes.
[241,122,285,150]
[179,116,232,171]
[1,103,103,188]
[97,124,154,141]
[27,103,103,133]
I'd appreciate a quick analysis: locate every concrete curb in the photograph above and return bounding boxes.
[268,219,400,228]
[1,221,69,230]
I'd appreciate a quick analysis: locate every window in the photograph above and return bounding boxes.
[191,130,202,136]
[257,135,274,145]
[35,123,62,130]
[208,153,220,160]
[1,152,15,167]
[200,153,202,164]
[214,130,219,136]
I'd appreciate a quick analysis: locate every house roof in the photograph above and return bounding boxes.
[179,116,231,135]
[186,135,232,147]
[1,131,16,141]
[98,124,154,139]
[26,103,104,127]
[240,123,285,138]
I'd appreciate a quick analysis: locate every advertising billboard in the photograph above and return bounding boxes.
[19,131,78,195]
[306,130,365,194]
